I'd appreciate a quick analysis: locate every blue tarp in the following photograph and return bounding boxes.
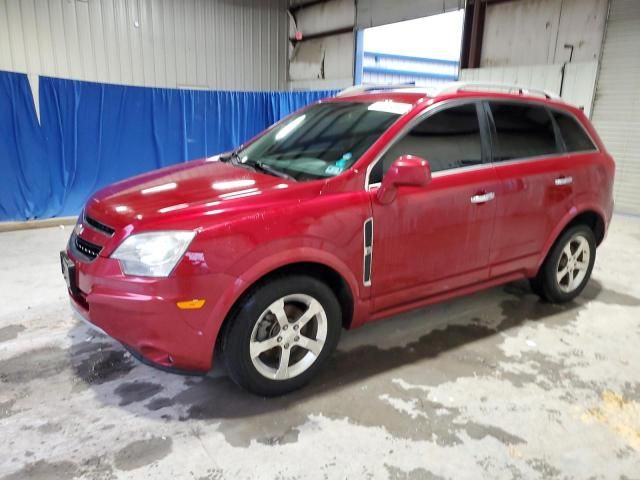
[0,70,335,221]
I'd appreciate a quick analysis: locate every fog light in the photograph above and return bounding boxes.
[176,299,206,309]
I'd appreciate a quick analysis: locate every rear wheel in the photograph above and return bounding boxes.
[530,225,596,303]
[222,275,341,396]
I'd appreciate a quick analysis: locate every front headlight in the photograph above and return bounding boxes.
[111,231,196,277]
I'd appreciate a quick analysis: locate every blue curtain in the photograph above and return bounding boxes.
[0,70,335,221]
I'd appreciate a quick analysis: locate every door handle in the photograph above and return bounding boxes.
[470,192,495,204]
[554,176,573,186]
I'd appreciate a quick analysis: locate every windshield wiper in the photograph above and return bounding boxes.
[219,151,242,163]
[221,151,294,181]
[242,159,295,181]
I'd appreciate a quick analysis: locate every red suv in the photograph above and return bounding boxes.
[62,83,615,395]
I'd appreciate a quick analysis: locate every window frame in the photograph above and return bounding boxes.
[483,99,564,163]
[482,99,599,166]
[364,99,491,190]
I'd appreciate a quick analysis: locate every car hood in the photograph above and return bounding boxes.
[84,158,315,229]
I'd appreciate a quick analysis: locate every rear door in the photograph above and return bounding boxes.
[485,101,580,277]
[368,101,500,312]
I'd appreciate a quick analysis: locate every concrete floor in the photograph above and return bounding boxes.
[1,216,640,480]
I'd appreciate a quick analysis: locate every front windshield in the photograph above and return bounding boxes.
[236,101,410,181]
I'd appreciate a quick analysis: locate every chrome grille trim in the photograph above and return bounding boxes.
[83,213,115,236]
[72,233,102,261]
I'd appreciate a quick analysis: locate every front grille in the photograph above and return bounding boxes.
[74,234,102,260]
[84,214,115,236]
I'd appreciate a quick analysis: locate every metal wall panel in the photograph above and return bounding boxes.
[355,0,463,29]
[363,52,458,77]
[292,0,354,37]
[561,62,599,118]
[591,0,640,214]
[288,0,354,90]
[0,0,288,91]
[481,0,607,67]
[460,62,599,117]
[362,52,458,87]
[460,64,564,94]
[288,32,354,90]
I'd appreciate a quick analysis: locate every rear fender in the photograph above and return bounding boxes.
[534,202,607,275]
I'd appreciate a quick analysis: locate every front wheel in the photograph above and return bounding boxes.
[221,275,341,396]
[530,225,596,303]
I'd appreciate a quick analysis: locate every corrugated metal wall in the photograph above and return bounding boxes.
[591,0,640,214]
[362,52,458,87]
[0,0,288,91]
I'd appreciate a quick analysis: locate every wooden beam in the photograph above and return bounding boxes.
[289,26,354,44]
[466,0,486,69]
[460,3,474,68]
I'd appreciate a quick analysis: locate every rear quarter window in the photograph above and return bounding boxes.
[551,110,597,152]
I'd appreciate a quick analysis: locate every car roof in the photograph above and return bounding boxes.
[326,91,428,106]
[327,82,572,111]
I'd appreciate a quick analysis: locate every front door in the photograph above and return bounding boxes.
[367,102,499,312]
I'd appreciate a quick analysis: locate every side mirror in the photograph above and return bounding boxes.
[376,155,432,204]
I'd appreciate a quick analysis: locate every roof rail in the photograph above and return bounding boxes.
[436,81,561,100]
[336,82,416,97]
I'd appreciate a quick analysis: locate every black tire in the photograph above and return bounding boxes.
[221,275,341,396]
[530,224,596,303]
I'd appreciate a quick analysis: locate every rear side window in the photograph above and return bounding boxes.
[370,103,483,183]
[489,102,560,161]
[551,110,597,152]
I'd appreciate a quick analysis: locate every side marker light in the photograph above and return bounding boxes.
[176,299,206,310]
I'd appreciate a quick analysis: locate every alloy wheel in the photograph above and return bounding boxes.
[249,293,327,380]
[556,233,591,293]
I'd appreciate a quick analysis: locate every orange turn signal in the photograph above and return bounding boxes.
[176,299,206,310]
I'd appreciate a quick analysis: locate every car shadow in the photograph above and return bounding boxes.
[67,278,639,423]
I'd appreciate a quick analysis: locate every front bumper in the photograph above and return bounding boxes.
[63,247,233,373]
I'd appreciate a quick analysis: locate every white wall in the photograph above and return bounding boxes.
[460,61,599,118]
[481,0,608,67]
[460,64,563,94]
[0,0,288,91]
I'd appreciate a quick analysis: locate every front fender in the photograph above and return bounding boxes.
[228,237,361,296]
[200,238,367,368]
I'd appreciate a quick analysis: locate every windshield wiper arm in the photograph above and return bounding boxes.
[243,159,295,181]
[221,152,295,181]
[219,150,242,164]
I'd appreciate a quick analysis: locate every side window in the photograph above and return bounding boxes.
[551,110,597,152]
[370,103,483,184]
[489,102,560,161]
